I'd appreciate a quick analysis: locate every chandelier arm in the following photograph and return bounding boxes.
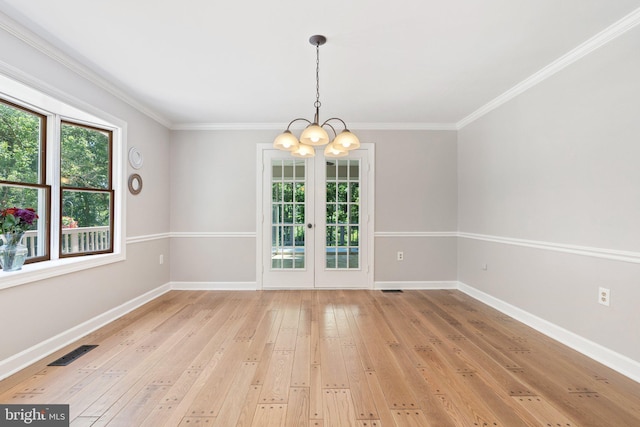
[322,122,337,139]
[285,118,312,130]
[321,117,349,130]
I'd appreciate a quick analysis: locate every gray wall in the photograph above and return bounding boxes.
[169,129,459,286]
[363,129,458,284]
[0,22,171,362]
[458,25,640,361]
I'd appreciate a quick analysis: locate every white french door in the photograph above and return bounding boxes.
[259,145,373,289]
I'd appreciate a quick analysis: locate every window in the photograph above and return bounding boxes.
[0,100,50,263]
[60,122,113,256]
[0,73,122,283]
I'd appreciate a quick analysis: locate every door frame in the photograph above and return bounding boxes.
[256,143,375,289]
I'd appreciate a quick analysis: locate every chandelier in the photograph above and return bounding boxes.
[273,35,360,158]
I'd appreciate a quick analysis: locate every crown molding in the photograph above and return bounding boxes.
[457,6,640,129]
[171,123,285,131]
[349,122,458,131]
[0,10,173,128]
[170,122,458,131]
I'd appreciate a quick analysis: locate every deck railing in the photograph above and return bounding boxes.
[23,226,110,256]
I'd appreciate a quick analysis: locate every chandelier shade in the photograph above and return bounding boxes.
[300,124,330,146]
[291,143,315,158]
[333,129,360,150]
[273,35,359,158]
[273,130,300,151]
[324,141,349,158]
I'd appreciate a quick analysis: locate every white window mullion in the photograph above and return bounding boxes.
[48,114,61,260]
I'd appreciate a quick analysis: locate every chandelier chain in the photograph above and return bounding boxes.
[314,42,321,110]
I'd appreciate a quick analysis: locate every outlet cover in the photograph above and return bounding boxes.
[598,287,610,306]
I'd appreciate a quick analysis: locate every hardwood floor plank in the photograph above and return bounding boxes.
[309,364,323,420]
[319,337,349,389]
[291,334,311,388]
[244,308,279,363]
[350,304,418,410]
[178,416,216,426]
[343,308,375,372]
[233,384,262,427]
[285,387,310,427]
[92,383,171,427]
[391,409,431,427]
[511,395,578,426]
[364,371,400,427]
[251,343,275,387]
[258,350,294,404]
[184,338,252,418]
[69,416,99,427]
[250,404,287,427]
[212,361,258,427]
[322,389,357,427]
[341,344,378,420]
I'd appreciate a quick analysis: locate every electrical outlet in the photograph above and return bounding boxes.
[482,263,488,271]
[159,254,164,265]
[598,287,610,306]
[397,251,404,261]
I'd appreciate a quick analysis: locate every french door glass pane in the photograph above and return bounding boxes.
[325,159,360,269]
[271,159,305,269]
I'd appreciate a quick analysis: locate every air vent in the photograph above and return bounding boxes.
[48,345,98,366]
[381,289,403,293]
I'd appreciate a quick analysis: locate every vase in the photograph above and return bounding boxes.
[0,232,28,272]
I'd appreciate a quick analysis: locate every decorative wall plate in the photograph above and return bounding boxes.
[128,147,144,169]
[128,173,143,195]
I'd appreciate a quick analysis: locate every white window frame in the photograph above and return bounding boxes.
[0,72,126,290]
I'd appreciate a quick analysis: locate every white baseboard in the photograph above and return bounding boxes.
[457,281,640,383]
[375,280,458,290]
[170,281,257,291]
[0,283,171,381]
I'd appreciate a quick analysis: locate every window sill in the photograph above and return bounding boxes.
[0,252,125,291]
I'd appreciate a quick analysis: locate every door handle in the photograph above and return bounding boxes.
[307,223,313,229]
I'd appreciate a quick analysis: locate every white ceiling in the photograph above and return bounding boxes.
[1,0,639,128]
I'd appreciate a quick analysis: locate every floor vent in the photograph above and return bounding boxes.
[48,345,98,366]
[381,289,403,293]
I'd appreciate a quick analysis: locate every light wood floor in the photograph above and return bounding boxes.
[2,290,640,426]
